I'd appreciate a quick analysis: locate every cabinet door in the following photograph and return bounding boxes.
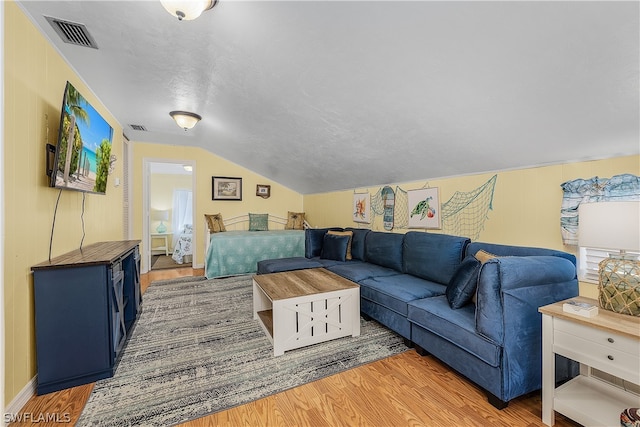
[34,266,111,387]
[110,262,127,358]
[122,246,142,329]
[134,246,141,311]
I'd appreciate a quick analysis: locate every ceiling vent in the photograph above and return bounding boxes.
[129,124,148,132]
[45,16,98,49]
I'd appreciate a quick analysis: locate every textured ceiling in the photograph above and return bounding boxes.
[17,1,640,194]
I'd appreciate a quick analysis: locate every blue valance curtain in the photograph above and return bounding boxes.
[560,173,640,245]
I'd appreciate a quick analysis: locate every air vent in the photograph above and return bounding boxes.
[129,124,148,132]
[45,16,98,49]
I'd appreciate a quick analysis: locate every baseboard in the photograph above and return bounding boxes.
[5,375,36,416]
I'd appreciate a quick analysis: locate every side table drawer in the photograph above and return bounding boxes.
[555,329,640,384]
[555,318,639,356]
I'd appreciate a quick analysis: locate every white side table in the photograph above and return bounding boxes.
[539,297,640,426]
[150,233,171,256]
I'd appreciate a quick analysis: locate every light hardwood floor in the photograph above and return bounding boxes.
[11,268,579,427]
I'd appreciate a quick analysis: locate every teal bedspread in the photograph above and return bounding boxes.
[205,230,305,278]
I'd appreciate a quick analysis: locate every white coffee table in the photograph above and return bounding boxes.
[252,268,360,356]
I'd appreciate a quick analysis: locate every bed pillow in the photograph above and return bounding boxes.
[327,230,353,260]
[204,214,226,233]
[249,213,268,231]
[285,211,306,230]
[445,255,482,309]
[320,233,350,262]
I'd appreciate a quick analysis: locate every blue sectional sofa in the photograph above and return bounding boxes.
[257,228,579,408]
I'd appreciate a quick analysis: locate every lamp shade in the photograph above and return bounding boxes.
[154,210,169,222]
[578,201,640,251]
[161,0,216,21]
[169,111,202,130]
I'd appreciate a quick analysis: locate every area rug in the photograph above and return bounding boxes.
[151,255,188,270]
[77,275,408,426]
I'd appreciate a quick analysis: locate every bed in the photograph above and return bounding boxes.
[204,214,307,278]
[172,224,193,264]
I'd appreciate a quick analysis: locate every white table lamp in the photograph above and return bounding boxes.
[155,210,169,233]
[578,201,640,316]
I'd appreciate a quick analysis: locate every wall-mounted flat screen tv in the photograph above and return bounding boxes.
[49,81,114,195]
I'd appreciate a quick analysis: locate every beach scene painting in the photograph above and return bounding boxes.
[212,177,243,200]
[52,81,114,194]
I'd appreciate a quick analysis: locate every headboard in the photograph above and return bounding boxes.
[204,214,311,252]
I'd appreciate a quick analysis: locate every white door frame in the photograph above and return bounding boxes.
[1,1,5,415]
[142,158,196,273]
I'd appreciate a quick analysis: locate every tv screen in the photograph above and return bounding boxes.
[49,81,114,194]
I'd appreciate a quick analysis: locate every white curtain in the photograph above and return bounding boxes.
[172,189,193,247]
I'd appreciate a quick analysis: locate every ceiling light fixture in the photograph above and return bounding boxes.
[160,0,217,21]
[169,111,202,131]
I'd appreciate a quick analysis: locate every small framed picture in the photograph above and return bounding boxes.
[408,187,441,229]
[256,184,271,199]
[353,193,371,223]
[212,176,242,201]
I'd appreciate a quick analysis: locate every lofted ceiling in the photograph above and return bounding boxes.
[17,1,640,194]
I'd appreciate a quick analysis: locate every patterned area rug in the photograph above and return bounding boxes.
[77,275,408,426]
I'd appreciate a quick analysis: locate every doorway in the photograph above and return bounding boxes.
[143,159,195,272]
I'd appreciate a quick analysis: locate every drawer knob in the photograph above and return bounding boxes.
[607,355,614,361]
[607,337,615,343]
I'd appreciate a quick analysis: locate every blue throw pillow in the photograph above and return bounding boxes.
[249,213,268,231]
[345,228,370,261]
[320,233,350,262]
[446,255,482,309]
[305,228,342,258]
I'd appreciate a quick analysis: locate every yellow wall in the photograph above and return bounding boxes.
[304,155,640,298]
[131,143,304,270]
[3,2,125,405]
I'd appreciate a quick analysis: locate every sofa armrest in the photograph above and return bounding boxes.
[475,256,578,400]
[476,256,578,345]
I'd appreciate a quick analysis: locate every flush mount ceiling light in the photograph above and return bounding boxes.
[161,0,217,21]
[169,111,202,130]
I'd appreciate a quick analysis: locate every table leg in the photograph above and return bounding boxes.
[541,314,555,426]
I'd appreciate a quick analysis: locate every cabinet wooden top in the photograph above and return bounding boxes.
[539,296,640,339]
[32,240,141,270]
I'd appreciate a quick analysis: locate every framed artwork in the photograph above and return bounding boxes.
[256,184,271,199]
[408,188,441,229]
[353,193,371,223]
[212,176,242,201]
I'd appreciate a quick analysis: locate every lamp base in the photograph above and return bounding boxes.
[156,222,167,233]
[598,255,640,317]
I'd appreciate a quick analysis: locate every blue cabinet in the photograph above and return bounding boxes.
[31,241,141,395]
